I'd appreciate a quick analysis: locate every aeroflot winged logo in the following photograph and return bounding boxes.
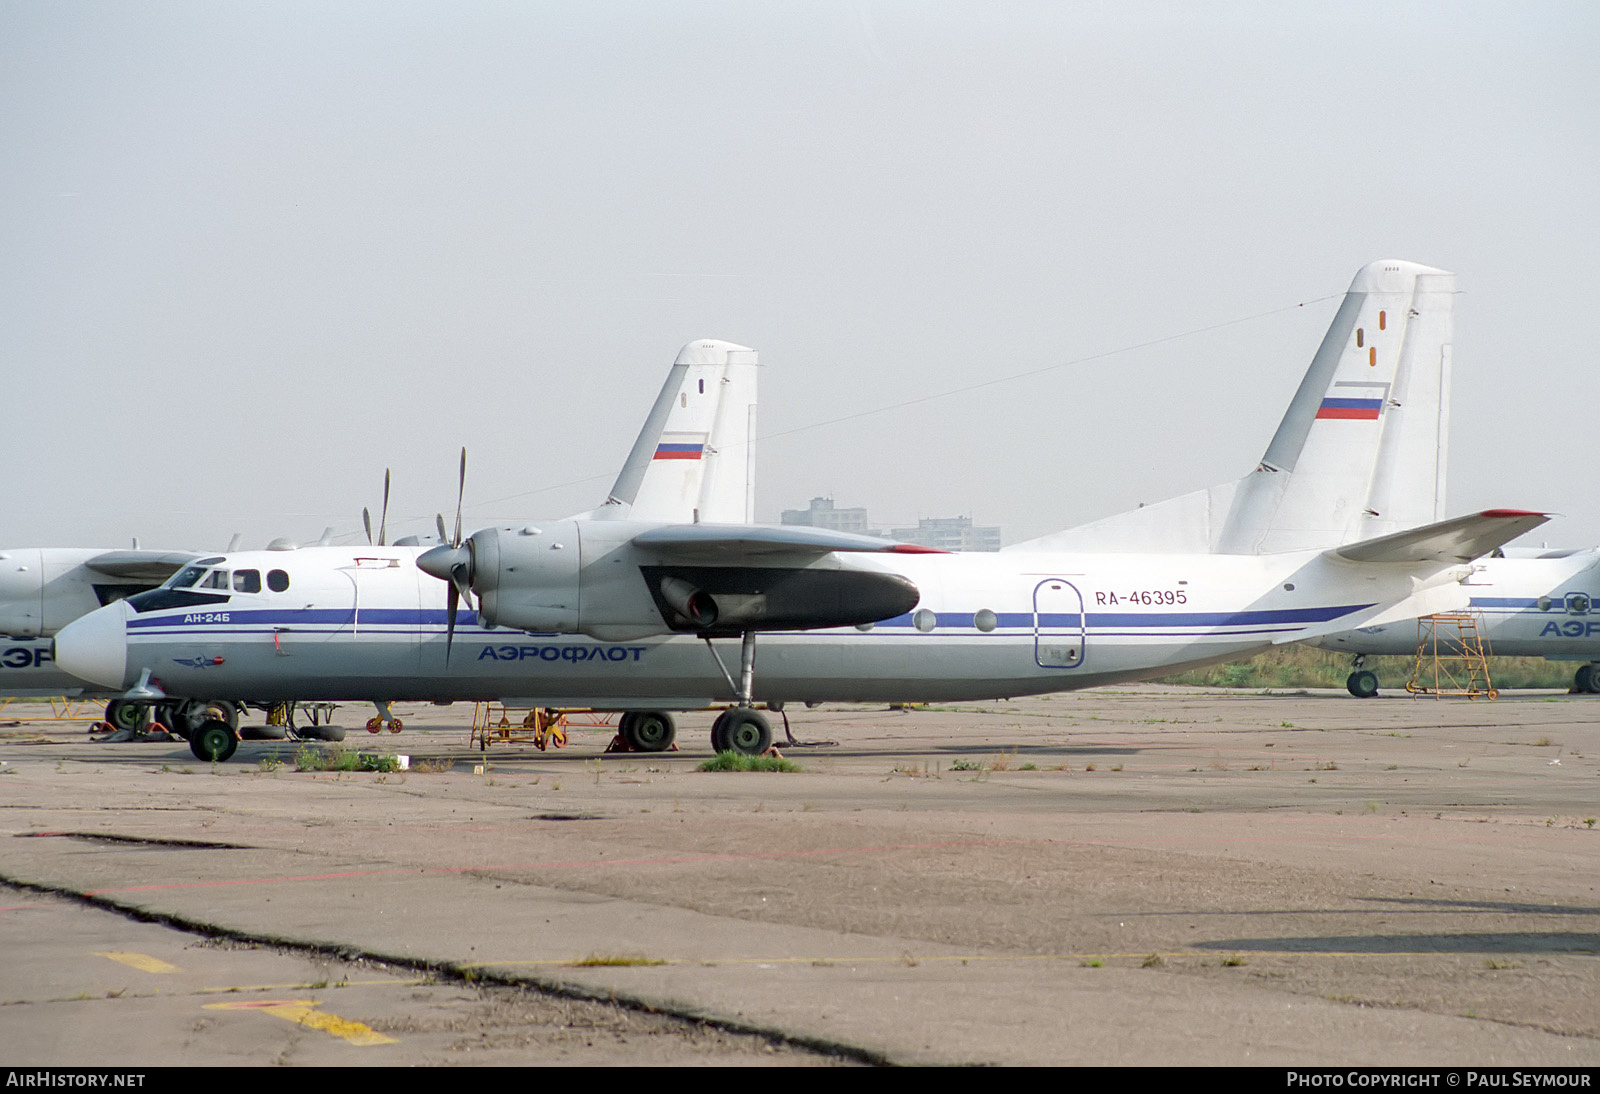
[173,654,223,668]
[653,432,707,460]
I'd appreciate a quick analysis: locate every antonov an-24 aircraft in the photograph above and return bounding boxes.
[53,262,1548,761]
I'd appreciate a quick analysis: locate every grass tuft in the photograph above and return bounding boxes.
[569,952,667,968]
[697,752,802,773]
[294,743,402,773]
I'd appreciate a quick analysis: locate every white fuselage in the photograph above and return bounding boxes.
[55,544,1439,708]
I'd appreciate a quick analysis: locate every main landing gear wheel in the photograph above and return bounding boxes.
[1575,664,1600,694]
[619,711,676,752]
[1346,670,1380,699]
[189,719,238,763]
[712,708,772,756]
[103,700,141,733]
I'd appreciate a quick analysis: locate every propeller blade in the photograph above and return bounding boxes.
[452,447,466,548]
[362,507,373,546]
[379,468,390,546]
[444,580,459,666]
[436,513,448,545]
[451,561,475,615]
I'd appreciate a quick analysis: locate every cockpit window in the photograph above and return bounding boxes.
[200,570,230,590]
[267,569,290,592]
[125,588,231,614]
[168,566,207,589]
[233,569,261,593]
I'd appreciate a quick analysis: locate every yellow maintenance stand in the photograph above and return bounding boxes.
[1406,611,1497,699]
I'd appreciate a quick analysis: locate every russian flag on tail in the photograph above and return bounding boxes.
[1315,397,1383,420]
[654,432,708,460]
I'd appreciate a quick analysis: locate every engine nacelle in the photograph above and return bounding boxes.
[470,522,583,634]
[460,521,922,641]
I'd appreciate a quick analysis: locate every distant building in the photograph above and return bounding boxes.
[782,495,1001,550]
[780,496,871,535]
[889,515,1002,552]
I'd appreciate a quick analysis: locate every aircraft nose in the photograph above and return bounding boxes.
[53,601,131,689]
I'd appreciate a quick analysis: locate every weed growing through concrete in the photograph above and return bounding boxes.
[294,743,401,773]
[698,752,802,773]
[569,953,668,967]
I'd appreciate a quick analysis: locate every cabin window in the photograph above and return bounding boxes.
[1379,310,1387,330]
[1356,328,1364,348]
[913,608,937,632]
[1566,593,1590,615]
[233,569,261,593]
[267,569,290,592]
[973,609,998,633]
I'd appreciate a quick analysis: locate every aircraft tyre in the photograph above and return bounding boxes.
[1347,670,1380,699]
[709,711,731,752]
[300,724,345,742]
[240,723,288,741]
[189,720,238,763]
[104,700,142,733]
[1576,664,1600,694]
[721,708,772,756]
[621,711,676,752]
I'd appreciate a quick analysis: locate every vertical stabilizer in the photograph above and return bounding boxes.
[584,339,758,524]
[1217,260,1453,552]
[1009,260,1453,555]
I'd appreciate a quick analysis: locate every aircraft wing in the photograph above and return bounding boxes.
[630,523,945,559]
[83,550,203,581]
[1327,510,1549,565]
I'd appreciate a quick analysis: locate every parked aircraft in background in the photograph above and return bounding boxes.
[0,547,198,720]
[1312,547,1600,695]
[54,285,1547,760]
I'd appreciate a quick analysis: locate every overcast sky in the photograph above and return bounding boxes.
[3,2,1595,552]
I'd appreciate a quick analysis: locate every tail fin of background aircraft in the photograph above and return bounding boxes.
[1010,260,1455,554]
[579,339,759,525]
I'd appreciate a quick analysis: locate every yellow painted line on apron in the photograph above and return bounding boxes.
[95,952,179,974]
[205,999,397,1046]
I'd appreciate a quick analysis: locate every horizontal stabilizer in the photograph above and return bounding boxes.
[1328,510,1549,565]
[633,523,945,559]
[84,550,202,581]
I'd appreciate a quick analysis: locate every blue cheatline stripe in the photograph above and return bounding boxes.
[873,604,1372,630]
[129,607,482,630]
[125,603,1375,638]
[1469,597,1558,610]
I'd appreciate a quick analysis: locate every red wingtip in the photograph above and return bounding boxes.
[886,544,949,554]
[1479,509,1549,519]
